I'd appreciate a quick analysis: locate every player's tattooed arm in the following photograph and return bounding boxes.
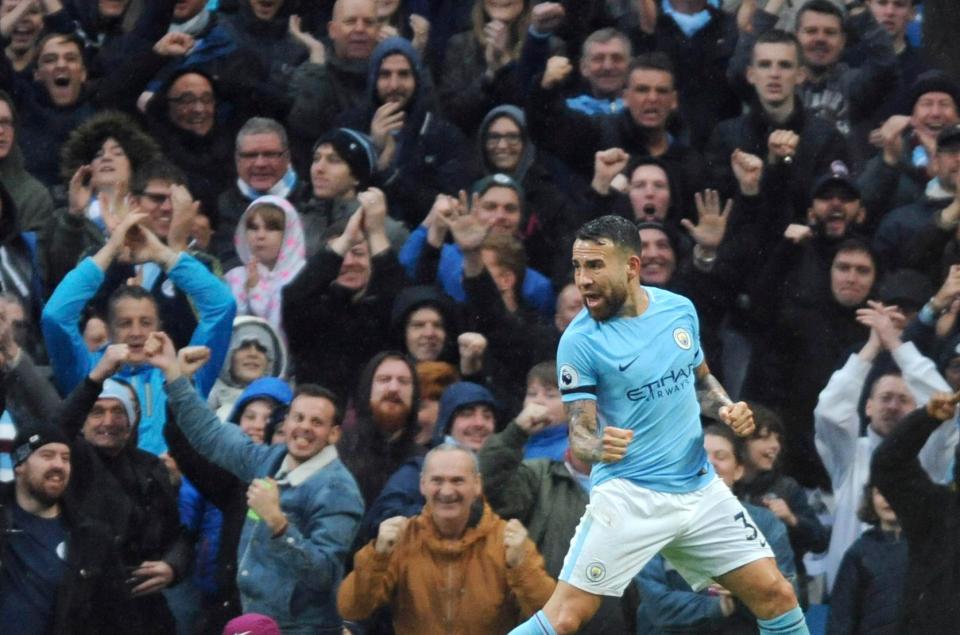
[695,362,734,420]
[695,362,755,436]
[567,398,634,463]
[567,399,603,463]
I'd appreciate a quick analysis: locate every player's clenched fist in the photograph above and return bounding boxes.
[601,426,633,462]
[719,402,754,437]
[926,391,960,422]
[375,516,410,555]
[504,519,529,568]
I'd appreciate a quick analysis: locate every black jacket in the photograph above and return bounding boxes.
[704,100,848,225]
[282,247,406,403]
[57,377,191,633]
[871,406,960,633]
[526,80,705,214]
[827,526,907,635]
[0,483,133,635]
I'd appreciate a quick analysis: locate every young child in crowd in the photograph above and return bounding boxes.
[225,196,305,342]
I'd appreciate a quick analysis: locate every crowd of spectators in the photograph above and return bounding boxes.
[0,0,959,633]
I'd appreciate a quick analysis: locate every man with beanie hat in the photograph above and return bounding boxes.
[0,420,133,634]
[341,36,479,227]
[297,127,408,255]
[46,345,191,634]
[860,70,960,220]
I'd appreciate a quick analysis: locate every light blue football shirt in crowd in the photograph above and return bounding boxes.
[557,286,713,493]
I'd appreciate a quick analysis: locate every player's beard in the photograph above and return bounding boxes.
[590,284,628,321]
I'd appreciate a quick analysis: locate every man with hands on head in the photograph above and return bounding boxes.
[337,443,555,635]
[511,215,808,635]
[41,198,235,455]
[145,331,365,635]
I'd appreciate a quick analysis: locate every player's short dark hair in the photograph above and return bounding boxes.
[703,423,746,465]
[292,383,343,426]
[752,29,801,62]
[38,32,85,60]
[628,52,675,82]
[797,0,845,28]
[576,215,643,256]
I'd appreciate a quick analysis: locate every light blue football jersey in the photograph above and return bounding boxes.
[557,286,714,493]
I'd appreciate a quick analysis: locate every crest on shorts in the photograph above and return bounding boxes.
[585,561,606,583]
[673,327,692,350]
[559,364,579,389]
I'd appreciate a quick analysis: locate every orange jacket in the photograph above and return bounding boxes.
[337,502,556,635]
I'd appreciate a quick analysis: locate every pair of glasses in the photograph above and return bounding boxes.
[237,151,287,161]
[168,93,214,107]
[485,132,522,145]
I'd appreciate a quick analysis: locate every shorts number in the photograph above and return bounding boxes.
[734,511,767,548]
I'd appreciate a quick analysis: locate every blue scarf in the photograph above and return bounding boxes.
[237,166,297,201]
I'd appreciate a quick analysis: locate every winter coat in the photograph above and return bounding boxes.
[207,316,289,420]
[872,405,960,633]
[340,37,479,226]
[704,99,848,225]
[827,526,907,635]
[166,376,364,635]
[0,483,134,634]
[281,246,406,402]
[337,502,555,635]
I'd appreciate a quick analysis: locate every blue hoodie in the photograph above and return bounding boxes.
[431,381,500,449]
[227,376,294,423]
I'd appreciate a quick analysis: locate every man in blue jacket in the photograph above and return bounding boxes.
[41,206,235,455]
[147,332,364,635]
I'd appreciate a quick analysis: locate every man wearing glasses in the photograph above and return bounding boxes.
[212,117,305,269]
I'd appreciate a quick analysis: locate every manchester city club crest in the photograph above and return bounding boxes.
[673,327,692,350]
[585,561,606,583]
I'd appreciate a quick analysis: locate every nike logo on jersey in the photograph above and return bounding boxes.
[619,355,642,371]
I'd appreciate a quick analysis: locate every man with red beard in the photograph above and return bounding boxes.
[338,350,422,508]
[0,423,132,634]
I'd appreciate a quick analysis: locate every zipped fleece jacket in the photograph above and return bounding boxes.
[338,502,555,635]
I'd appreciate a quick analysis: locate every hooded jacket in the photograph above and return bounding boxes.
[0,93,54,233]
[389,285,460,364]
[431,381,499,448]
[207,316,289,420]
[476,104,587,285]
[340,37,478,226]
[338,502,555,635]
[225,196,306,341]
[338,351,424,507]
[219,1,306,112]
